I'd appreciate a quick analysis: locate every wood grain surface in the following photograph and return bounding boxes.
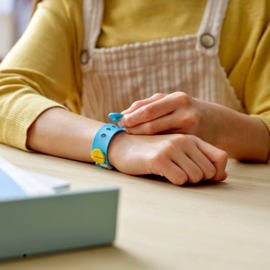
[0,143,269,270]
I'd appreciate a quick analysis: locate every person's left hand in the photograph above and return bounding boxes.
[118,92,222,145]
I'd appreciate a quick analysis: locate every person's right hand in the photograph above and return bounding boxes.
[107,132,228,185]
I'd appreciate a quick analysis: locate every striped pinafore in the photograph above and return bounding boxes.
[80,0,245,123]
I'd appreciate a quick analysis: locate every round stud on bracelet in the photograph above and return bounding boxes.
[91,149,105,164]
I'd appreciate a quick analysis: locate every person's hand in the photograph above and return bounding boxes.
[118,92,222,145]
[107,132,228,185]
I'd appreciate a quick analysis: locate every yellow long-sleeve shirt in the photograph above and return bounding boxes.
[0,0,270,161]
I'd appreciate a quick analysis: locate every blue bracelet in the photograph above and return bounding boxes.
[91,115,125,169]
[108,113,124,123]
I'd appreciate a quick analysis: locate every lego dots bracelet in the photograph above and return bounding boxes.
[91,113,125,169]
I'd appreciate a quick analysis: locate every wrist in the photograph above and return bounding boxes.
[107,131,129,167]
[211,103,227,147]
[198,101,223,146]
[212,106,270,162]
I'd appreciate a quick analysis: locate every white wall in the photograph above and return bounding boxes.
[0,0,15,59]
[0,14,15,59]
[0,0,31,60]
[0,0,15,14]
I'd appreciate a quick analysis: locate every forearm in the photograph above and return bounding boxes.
[214,104,270,162]
[27,108,104,162]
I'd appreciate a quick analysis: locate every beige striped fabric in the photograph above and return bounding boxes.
[80,0,245,123]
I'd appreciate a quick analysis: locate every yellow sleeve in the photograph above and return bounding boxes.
[244,14,270,163]
[0,0,83,151]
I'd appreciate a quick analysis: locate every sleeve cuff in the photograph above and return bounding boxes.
[251,114,270,164]
[3,95,67,151]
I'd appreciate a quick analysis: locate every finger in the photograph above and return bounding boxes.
[220,171,228,181]
[172,152,204,184]
[162,160,188,186]
[194,137,228,181]
[149,150,188,185]
[121,93,166,115]
[160,129,185,134]
[119,95,175,128]
[150,159,188,186]
[185,146,217,180]
[125,113,178,135]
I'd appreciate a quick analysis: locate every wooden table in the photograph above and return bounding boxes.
[0,143,270,270]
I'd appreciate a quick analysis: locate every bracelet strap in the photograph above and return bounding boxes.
[91,123,125,169]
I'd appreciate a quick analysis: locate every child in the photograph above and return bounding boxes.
[0,0,269,185]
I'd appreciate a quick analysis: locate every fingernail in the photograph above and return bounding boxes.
[118,120,125,128]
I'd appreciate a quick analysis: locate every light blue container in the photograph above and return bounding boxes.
[0,187,119,260]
